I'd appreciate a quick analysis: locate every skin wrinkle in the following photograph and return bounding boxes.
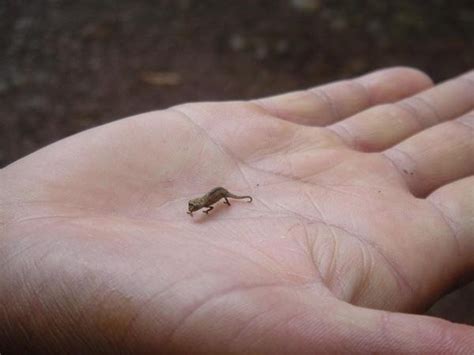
[334,224,415,296]
[162,282,296,350]
[243,308,314,352]
[175,106,295,196]
[307,87,341,123]
[245,102,312,161]
[326,101,432,151]
[410,96,442,124]
[318,184,374,202]
[252,86,343,126]
[246,138,340,167]
[208,240,287,278]
[327,234,339,295]
[285,126,296,179]
[448,120,474,149]
[292,134,340,154]
[228,304,277,350]
[435,323,457,353]
[5,213,93,229]
[14,265,79,349]
[327,122,356,149]
[0,236,61,271]
[236,162,252,191]
[173,105,352,195]
[188,203,323,287]
[254,197,273,212]
[270,198,415,298]
[299,159,357,185]
[350,244,375,306]
[322,182,386,189]
[381,149,414,190]
[374,103,419,130]
[285,153,296,180]
[180,110,349,194]
[281,221,322,283]
[347,79,373,107]
[10,213,299,298]
[195,214,294,222]
[252,98,304,124]
[321,238,353,301]
[302,189,329,233]
[186,228,290,279]
[334,224,413,297]
[394,100,434,129]
[137,195,180,216]
[170,107,252,191]
[301,221,318,272]
[0,200,106,235]
[7,205,187,231]
[248,100,293,123]
[194,137,209,171]
[269,153,348,186]
[0,199,86,208]
[425,198,461,257]
[321,77,383,149]
[7,210,304,330]
[252,72,383,128]
[378,310,393,347]
[119,270,229,345]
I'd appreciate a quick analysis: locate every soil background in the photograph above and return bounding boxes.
[1,1,473,325]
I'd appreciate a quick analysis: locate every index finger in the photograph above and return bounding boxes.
[254,67,433,126]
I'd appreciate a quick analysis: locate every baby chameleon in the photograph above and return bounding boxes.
[187,187,253,216]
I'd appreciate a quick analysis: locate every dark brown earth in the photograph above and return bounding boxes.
[1,1,473,325]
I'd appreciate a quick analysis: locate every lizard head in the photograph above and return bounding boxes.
[187,199,202,213]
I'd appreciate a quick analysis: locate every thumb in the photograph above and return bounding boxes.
[337,302,474,353]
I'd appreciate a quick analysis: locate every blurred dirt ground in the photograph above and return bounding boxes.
[1,1,473,324]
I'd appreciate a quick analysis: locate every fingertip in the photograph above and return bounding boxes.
[360,66,434,103]
[368,66,433,85]
[394,66,434,89]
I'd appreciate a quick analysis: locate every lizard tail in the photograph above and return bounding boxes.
[228,194,252,202]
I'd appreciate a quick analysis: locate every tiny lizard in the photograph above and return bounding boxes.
[187,187,252,216]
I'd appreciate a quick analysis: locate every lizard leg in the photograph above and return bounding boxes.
[203,206,214,214]
[224,197,231,206]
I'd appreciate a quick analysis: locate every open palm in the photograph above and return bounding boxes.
[1,67,473,353]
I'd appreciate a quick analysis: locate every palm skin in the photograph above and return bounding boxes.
[1,67,473,353]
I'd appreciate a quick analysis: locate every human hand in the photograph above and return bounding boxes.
[1,67,473,353]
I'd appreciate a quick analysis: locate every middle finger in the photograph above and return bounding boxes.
[328,70,474,152]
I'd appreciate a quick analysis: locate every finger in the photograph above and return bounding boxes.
[161,286,474,353]
[427,176,474,275]
[330,70,474,151]
[236,297,474,353]
[254,67,433,126]
[335,302,474,353]
[383,113,474,197]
